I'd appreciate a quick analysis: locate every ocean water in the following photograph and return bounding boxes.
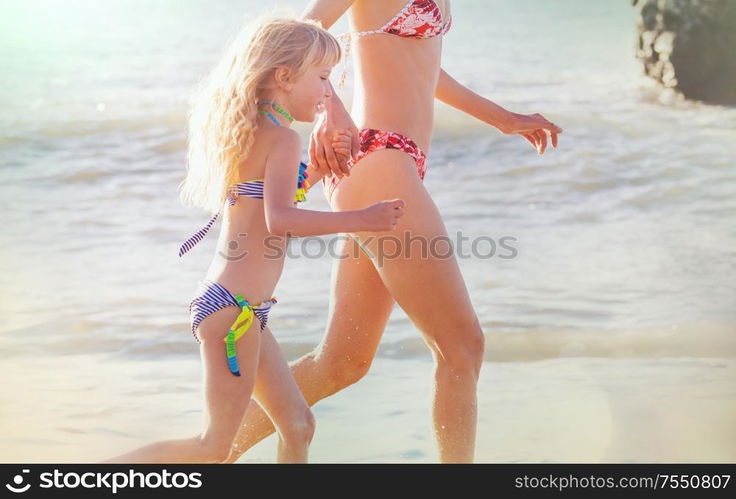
[1,0,735,462]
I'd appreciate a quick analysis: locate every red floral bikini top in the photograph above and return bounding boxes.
[354,0,452,38]
[337,0,452,85]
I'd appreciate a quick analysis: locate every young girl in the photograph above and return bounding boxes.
[103,15,404,464]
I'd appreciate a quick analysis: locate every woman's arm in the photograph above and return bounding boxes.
[302,130,351,188]
[436,68,563,153]
[436,69,517,133]
[263,128,404,237]
[302,0,356,30]
[302,0,361,178]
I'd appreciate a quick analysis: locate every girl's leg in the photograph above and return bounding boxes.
[235,326,315,463]
[331,149,486,463]
[102,307,262,463]
[226,235,395,462]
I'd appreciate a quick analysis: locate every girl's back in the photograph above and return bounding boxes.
[204,126,296,302]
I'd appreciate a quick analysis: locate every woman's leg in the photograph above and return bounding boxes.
[226,235,395,462]
[102,307,263,463]
[331,149,485,463]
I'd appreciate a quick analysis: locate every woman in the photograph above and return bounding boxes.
[227,0,562,463]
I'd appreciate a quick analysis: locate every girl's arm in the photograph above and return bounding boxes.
[435,68,563,153]
[303,162,324,189]
[264,128,404,237]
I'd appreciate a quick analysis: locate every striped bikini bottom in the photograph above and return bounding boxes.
[188,279,277,376]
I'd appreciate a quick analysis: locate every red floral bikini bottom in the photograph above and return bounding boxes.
[323,128,427,200]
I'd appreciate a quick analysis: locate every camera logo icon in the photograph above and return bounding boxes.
[5,469,31,493]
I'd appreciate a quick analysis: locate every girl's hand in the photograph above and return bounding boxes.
[503,112,563,155]
[331,130,352,163]
[304,161,325,188]
[360,199,405,231]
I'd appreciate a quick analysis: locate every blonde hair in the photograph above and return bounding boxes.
[179,15,341,214]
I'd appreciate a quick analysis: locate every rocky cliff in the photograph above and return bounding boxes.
[633,0,736,105]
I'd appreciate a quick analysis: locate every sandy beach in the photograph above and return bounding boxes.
[2,322,733,463]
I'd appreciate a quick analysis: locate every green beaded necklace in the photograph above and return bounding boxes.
[258,110,282,127]
[257,100,294,122]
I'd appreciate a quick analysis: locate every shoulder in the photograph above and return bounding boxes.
[260,126,300,149]
[275,127,302,150]
[264,127,302,162]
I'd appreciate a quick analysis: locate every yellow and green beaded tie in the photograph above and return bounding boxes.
[224,295,255,377]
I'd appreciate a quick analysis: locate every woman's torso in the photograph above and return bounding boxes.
[203,128,289,302]
[348,0,450,152]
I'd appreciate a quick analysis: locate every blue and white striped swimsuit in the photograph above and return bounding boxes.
[188,279,277,343]
[180,162,309,348]
[178,161,309,258]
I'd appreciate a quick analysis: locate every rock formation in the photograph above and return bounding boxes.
[633,0,736,105]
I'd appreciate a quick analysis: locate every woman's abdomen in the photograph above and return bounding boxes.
[351,36,442,151]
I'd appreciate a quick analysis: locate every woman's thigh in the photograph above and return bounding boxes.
[332,149,482,354]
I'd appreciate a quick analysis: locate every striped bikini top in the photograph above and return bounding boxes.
[178,161,309,257]
[337,0,451,86]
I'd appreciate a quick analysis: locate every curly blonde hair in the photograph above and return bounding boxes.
[179,15,341,214]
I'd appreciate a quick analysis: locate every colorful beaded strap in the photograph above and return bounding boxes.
[295,161,309,202]
[224,295,278,377]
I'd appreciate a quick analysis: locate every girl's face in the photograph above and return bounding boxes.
[287,63,334,122]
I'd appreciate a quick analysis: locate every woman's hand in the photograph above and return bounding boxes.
[303,127,355,187]
[503,112,563,154]
[309,100,360,180]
